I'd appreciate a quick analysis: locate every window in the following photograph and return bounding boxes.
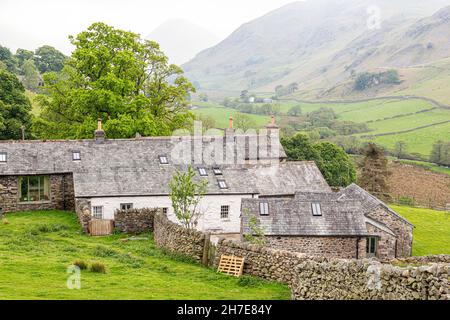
[198,167,208,176]
[311,203,322,216]
[366,237,377,257]
[218,179,228,189]
[162,207,168,214]
[159,155,169,164]
[0,152,6,162]
[19,176,50,202]
[259,202,269,216]
[92,206,104,219]
[72,151,81,161]
[213,167,222,175]
[220,205,229,219]
[120,203,133,211]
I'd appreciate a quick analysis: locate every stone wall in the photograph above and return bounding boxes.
[216,239,449,300]
[266,236,360,259]
[367,206,413,258]
[291,259,449,300]
[114,208,157,233]
[0,174,75,213]
[75,198,91,233]
[153,212,207,262]
[392,255,450,265]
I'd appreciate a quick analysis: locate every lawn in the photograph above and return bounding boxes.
[0,211,289,300]
[392,205,450,256]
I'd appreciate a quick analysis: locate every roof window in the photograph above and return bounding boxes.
[0,152,6,163]
[213,167,222,175]
[198,167,208,176]
[72,151,81,161]
[218,179,228,189]
[312,203,322,216]
[159,155,169,164]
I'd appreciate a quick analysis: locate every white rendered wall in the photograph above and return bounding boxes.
[89,194,255,234]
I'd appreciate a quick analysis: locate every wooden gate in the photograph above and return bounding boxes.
[89,219,114,236]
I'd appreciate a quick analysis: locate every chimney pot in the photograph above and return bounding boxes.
[95,118,106,143]
[229,116,233,129]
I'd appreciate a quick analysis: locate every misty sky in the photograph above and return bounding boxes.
[0,0,298,54]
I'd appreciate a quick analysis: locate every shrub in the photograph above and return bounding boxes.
[90,262,106,273]
[73,259,88,270]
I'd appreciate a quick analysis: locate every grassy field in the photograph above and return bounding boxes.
[0,211,289,300]
[396,159,450,177]
[391,205,450,256]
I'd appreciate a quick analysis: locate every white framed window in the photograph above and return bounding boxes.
[218,179,228,189]
[220,205,230,219]
[92,206,104,219]
[72,151,81,161]
[0,152,7,162]
[159,155,169,164]
[213,167,222,175]
[366,237,377,257]
[259,202,269,216]
[162,207,168,214]
[311,203,322,216]
[120,203,133,211]
[198,167,208,176]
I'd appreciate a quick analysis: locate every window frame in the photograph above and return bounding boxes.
[0,152,7,163]
[311,203,322,216]
[158,155,169,165]
[366,237,378,256]
[220,205,230,220]
[218,179,228,189]
[92,206,104,220]
[259,202,269,216]
[213,167,222,175]
[18,176,51,203]
[198,167,208,176]
[120,203,133,211]
[162,207,168,215]
[72,151,81,161]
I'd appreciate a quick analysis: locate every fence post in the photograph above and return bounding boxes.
[202,232,211,266]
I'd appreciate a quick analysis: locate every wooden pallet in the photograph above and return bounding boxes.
[217,255,245,277]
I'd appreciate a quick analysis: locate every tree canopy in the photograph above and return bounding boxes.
[0,70,33,140]
[33,45,66,74]
[281,133,356,187]
[33,22,195,139]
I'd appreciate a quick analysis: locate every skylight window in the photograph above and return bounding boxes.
[213,167,222,175]
[198,167,208,176]
[72,151,81,161]
[312,203,322,216]
[218,179,228,189]
[159,155,169,164]
[259,202,269,216]
[0,152,6,163]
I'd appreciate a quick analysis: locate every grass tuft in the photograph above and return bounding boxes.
[90,261,107,273]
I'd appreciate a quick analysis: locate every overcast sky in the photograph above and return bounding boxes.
[0,0,297,54]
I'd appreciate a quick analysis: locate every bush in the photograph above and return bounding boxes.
[397,196,415,207]
[73,259,88,270]
[90,262,106,273]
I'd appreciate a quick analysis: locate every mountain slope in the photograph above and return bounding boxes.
[147,19,220,65]
[183,0,450,96]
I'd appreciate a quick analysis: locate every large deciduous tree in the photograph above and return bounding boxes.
[0,70,33,140]
[34,22,195,139]
[34,45,66,73]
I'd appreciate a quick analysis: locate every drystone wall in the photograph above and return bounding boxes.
[114,208,157,233]
[153,212,207,262]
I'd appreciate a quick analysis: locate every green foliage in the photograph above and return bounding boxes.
[282,133,356,187]
[237,276,263,287]
[34,22,195,139]
[33,45,66,74]
[430,140,450,166]
[15,49,34,71]
[234,113,256,131]
[0,69,33,140]
[354,69,400,91]
[313,142,357,187]
[199,93,208,102]
[169,165,208,229]
[287,105,302,116]
[394,141,408,159]
[22,59,40,91]
[89,261,107,273]
[0,45,18,73]
[243,214,266,245]
[73,259,88,270]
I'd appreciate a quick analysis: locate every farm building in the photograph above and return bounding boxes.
[0,118,412,259]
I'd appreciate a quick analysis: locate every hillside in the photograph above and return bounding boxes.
[147,19,220,65]
[183,0,450,103]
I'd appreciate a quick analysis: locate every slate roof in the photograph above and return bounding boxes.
[338,184,413,226]
[0,136,330,197]
[241,192,370,237]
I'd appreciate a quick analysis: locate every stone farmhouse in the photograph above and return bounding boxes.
[0,118,413,260]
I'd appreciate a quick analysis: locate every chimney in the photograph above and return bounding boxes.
[225,115,234,137]
[94,118,106,143]
[265,115,279,132]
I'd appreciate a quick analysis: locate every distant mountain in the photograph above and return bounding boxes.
[182,0,450,97]
[147,19,220,65]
